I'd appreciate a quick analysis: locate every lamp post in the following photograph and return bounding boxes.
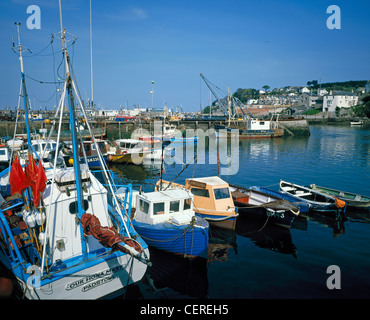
[150,80,155,107]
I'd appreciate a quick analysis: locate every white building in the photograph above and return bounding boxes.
[322,92,359,112]
[317,89,328,96]
[365,81,370,93]
[299,87,310,93]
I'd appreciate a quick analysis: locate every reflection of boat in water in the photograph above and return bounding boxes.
[236,218,297,257]
[208,225,237,263]
[140,247,208,299]
[306,210,346,237]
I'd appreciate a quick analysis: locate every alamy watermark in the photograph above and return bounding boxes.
[27,5,41,30]
[130,121,240,176]
[326,5,341,30]
[326,265,341,290]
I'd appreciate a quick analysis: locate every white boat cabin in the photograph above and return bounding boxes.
[135,189,195,226]
[248,119,270,130]
[0,145,10,163]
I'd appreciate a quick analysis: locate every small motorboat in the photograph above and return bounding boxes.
[131,188,209,258]
[229,185,300,228]
[157,176,238,230]
[350,120,363,125]
[279,180,346,214]
[309,184,370,210]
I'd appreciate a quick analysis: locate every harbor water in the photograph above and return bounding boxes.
[115,123,370,299]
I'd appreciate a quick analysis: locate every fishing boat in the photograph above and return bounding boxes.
[279,180,346,214]
[309,184,370,210]
[229,185,300,228]
[0,144,10,172]
[350,120,363,125]
[62,140,108,168]
[215,117,284,139]
[0,15,150,299]
[153,123,178,142]
[131,189,209,258]
[107,139,151,164]
[157,176,238,230]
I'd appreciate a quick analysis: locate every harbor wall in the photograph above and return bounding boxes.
[0,118,310,140]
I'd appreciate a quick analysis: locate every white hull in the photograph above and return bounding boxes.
[19,249,149,300]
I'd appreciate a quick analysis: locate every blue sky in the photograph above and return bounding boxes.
[0,0,369,112]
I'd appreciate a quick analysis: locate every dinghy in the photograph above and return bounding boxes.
[279,180,346,214]
[309,184,370,210]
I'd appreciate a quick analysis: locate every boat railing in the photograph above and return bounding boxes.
[0,209,28,268]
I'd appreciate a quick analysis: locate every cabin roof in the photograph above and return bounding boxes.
[187,176,228,187]
[139,189,192,202]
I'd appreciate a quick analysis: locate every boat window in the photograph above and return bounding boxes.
[191,187,209,198]
[184,198,191,210]
[139,199,149,214]
[33,144,40,152]
[69,200,89,214]
[214,187,231,200]
[153,202,165,215]
[0,150,5,155]
[170,201,180,213]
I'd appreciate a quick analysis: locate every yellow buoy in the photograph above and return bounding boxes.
[68,158,74,165]
[44,119,51,124]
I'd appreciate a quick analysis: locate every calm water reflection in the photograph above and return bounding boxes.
[117,124,370,299]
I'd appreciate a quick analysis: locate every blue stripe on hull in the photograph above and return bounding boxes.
[132,220,209,258]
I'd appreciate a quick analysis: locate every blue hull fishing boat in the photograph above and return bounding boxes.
[132,189,209,258]
[0,8,150,299]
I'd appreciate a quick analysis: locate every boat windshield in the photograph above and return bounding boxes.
[153,202,165,215]
[191,187,210,198]
[214,187,231,200]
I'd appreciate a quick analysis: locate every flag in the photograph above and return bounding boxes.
[33,160,47,207]
[25,152,37,191]
[9,155,29,195]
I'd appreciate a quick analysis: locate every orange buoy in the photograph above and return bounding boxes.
[0,277,13,298]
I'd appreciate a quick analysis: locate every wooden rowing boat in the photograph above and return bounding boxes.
[309,184,370,210]
[279,180,346,213]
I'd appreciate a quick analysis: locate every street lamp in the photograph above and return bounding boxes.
[150,80,155,107]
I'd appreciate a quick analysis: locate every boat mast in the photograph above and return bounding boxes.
[58,0,87,255]
[89,0,94,108]
[14,23,38,157]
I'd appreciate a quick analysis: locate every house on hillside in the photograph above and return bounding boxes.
[322,91,359,112]
[299,87,310,93]
[365,81,370,93]
[298,93,322,108]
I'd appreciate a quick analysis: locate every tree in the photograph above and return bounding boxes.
[262,85,270,92]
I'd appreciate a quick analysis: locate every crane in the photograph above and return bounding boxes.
[200,73,232,119]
